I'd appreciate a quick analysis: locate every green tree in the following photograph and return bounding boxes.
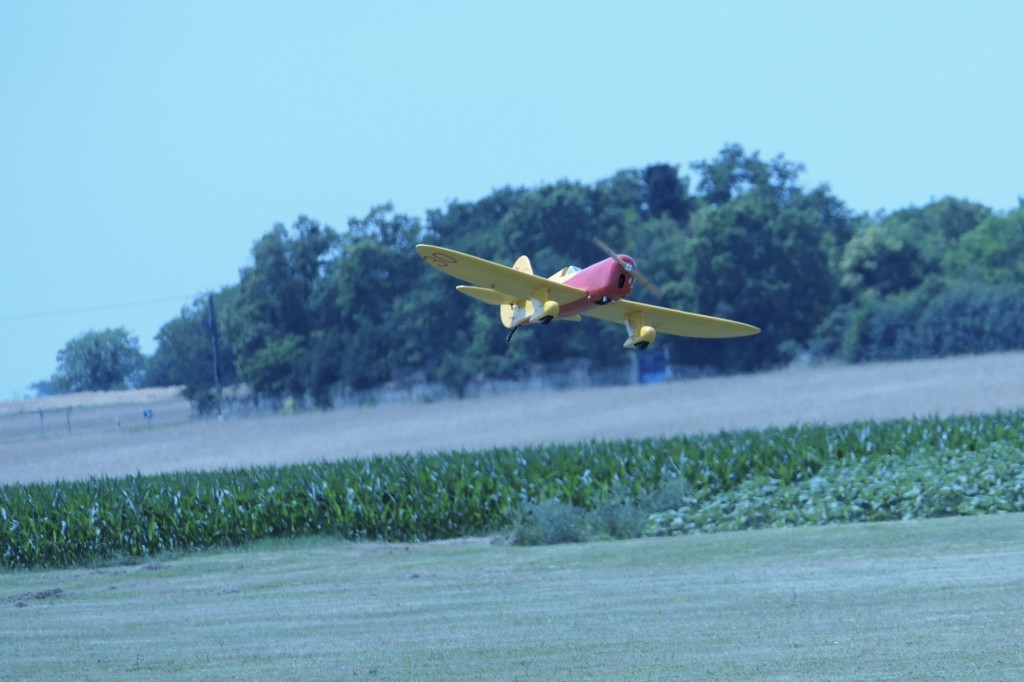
[146,292,237,413]
[242,334,306,398]
[839,224,924,295]
[691,143,750,206]
[684,145,846,370]
[30,380,56,397]
[496,180,596,274]
[225,216,340,403]
[592,170,644,244]
[137,150,1023,392]
[918,281,1024,355]
[811,199,1009,365]
[883,197,991,272]
[52,327,146,393]
[425,187,525,260]
[642,163,697,227]
[306,205,427,397]
[942,208,1024,284]
[423,198,542,392]
[827,279,1024,363]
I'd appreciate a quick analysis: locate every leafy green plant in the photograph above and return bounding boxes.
[645,442,1024,536]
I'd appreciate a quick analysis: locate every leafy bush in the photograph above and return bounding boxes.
[917,282,1024,357]
[513,494,648,545]
[514,499,592,545]
[820,282,1024,363]
[645,443,1024,536]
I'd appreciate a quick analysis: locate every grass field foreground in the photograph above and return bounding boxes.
[3,513,1023,680]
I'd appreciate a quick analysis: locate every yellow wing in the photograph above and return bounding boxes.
[580,299,760,339]
[416,244,587,305]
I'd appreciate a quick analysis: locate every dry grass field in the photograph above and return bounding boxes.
[0,385,185,417]
[2,351,1024,485]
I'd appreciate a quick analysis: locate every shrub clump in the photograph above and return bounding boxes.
[513,495,651,545]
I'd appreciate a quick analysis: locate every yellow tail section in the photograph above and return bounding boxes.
[500,255,533,328]
[512,254,533,275]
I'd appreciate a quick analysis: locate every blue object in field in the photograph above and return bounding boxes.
[637,349,669,384]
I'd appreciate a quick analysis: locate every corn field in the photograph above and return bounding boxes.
[3,410,1023,569]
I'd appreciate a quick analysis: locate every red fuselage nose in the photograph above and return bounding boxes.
[558,255,636,317]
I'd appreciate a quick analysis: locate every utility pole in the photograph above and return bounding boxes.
[208,292,223,398]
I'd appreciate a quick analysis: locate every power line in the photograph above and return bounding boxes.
[0,295,197,322]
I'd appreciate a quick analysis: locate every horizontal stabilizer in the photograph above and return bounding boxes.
[456,285,518,306]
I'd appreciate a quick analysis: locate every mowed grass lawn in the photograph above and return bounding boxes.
[4,513,1023,681]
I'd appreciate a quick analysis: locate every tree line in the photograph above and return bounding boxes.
[46,144,1024,410]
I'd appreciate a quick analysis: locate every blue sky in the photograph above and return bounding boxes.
[2,1,1022,399]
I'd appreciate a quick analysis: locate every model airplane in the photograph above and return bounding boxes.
[416,240,760,349]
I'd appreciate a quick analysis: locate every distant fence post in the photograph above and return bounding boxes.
[39,409,44,439]
[66,406,72,436]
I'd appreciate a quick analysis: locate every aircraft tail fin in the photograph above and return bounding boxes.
[500,255,534,328]
[512,255,533,274]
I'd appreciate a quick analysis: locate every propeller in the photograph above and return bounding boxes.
[592,237,663,299]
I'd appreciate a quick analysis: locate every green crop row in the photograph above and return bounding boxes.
[2,410,1023,569]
